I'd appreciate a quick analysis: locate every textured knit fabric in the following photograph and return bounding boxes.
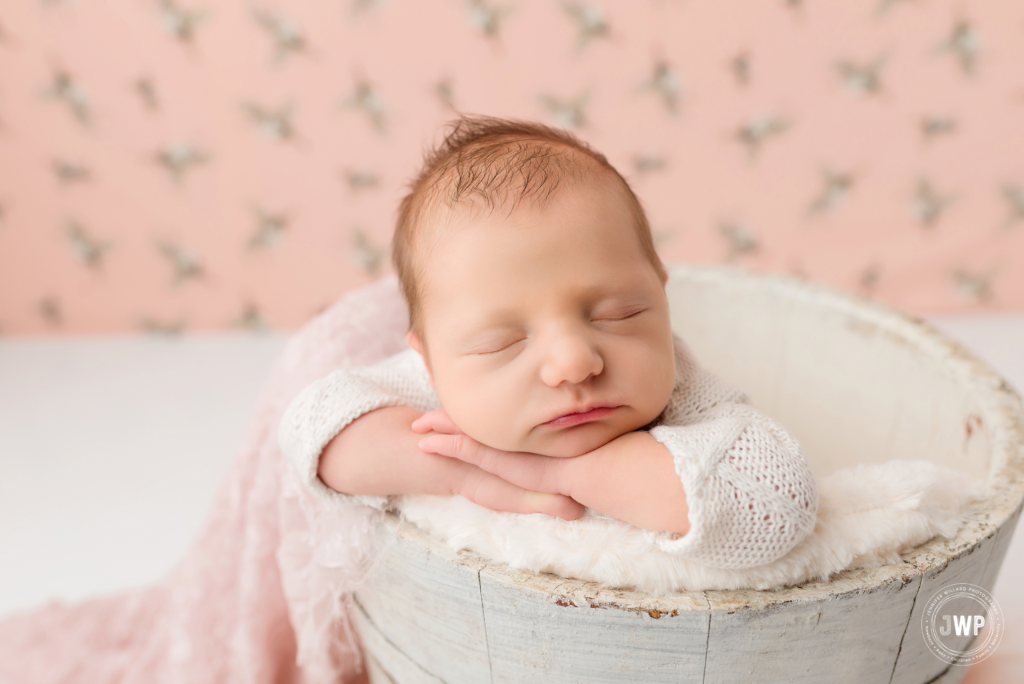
[278,332,819,570]
[277,349,441,512]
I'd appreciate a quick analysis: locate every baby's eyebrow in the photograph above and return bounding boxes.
[462,303,524,327]
[455,318,522,355]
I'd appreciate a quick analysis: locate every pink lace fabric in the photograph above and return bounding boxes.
[0,275,412,684]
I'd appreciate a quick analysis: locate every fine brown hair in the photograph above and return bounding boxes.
[391,114,667,354]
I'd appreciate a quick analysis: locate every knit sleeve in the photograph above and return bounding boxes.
[277,347,440,511]
[643,334,819,569]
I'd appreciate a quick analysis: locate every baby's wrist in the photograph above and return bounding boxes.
[317,405,424,494]
[583,428,650,457]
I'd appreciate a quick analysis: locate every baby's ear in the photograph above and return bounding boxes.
[405,330,434,383]
[405,329,422,354]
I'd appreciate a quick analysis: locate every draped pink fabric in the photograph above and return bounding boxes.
[0,274,411,684]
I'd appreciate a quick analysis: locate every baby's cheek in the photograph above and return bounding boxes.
[440,384,537,453]
[639,356,676,422]
[486,418,525,453]
[487,412,534,453]
[447,399,507,449]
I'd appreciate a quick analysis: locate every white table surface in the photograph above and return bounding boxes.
[0,314,1021,678]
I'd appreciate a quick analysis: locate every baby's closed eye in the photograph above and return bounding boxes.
[589,307,643,323]
[475,338,526,355]
[466,333,528,356]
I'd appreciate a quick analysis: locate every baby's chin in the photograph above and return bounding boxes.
[526,423,633,458]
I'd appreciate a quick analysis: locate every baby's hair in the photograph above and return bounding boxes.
[392,114,667,352]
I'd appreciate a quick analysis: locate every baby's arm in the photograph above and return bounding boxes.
[643,402,818,569]
[558,430,690,534]
[278,349,583,519]
[318,404,583,519]
[639,335,819,569]
[415,418,688,534]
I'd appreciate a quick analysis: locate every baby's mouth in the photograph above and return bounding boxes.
[541,405,620,428]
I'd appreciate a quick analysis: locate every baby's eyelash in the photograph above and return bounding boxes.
[480,338,524,355]
[596,310,645,322]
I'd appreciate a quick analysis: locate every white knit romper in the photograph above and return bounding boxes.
[278,332,819,570]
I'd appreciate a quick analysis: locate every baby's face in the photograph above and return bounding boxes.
[406,172,677,458]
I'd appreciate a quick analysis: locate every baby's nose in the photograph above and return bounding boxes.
[539,334,604,387]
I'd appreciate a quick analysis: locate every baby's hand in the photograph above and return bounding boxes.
[317,406,581,519]
[415,409,572,500]
[413,409,583,519]
[415,412,690,534]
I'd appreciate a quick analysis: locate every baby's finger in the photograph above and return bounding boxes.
[419,434,566,495]
[459,469,584,520]
[418,433,484,465]
[411,409,463,435]
[409,411,435,433]
[523,490,586,520]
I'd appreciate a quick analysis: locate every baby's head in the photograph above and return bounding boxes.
[392,115,676,458]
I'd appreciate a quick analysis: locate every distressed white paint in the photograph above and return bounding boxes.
[479,563,709,683]
[364,654,396,684]
[352,515,492,682]
[351,597,443,684]
[931,666,969,684]
[355,263,1024,684]
[662,267,1009,481]
[703,563,920,683]
[890,503,1023,684]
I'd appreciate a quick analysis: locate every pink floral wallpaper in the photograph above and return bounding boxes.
[1,0,1022,335]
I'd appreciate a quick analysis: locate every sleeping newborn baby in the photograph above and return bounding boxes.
[278,115,819,572]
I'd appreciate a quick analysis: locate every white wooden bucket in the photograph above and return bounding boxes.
[351,263,1024,684]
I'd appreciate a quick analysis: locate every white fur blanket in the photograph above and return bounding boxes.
[394,459,989,594]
